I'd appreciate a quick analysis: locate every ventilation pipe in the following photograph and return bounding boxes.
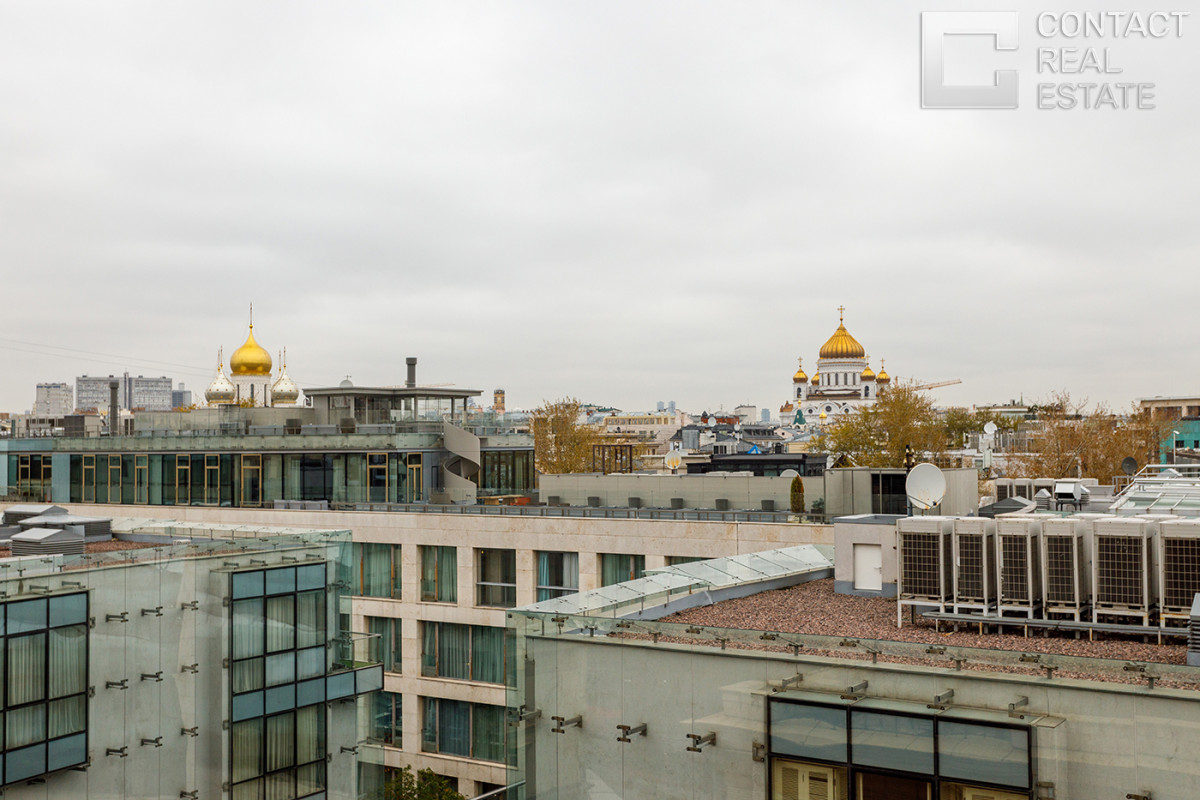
[109,380,120,436]
[406,357,417,388]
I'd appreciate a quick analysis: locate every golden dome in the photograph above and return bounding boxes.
[876,359,890,384]
[861,362,876,380]
[810,371,820,386]
[792,358,808,384]
[230,323,272,376]
[204,349,235,405]
[818,411,828,420]
[818,307,866,359]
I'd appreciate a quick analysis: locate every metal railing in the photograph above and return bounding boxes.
[329,502,827,524]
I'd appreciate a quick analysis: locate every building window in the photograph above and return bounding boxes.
[421,698,507,763]
[666,556,704,566]
[420,546,457,603]
[600,553,645,586]
[476,549,516,608]
[241,454,263,507]
[536,552,579,601]
[351,544,401,599]
[367,692,402,746]
[229,564,330,800]
[420,623,511,684]
[0,593,90,786]
[366,617,402,673]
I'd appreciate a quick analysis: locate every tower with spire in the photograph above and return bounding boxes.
[781,306,890,425]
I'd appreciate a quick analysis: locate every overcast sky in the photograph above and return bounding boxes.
[2,1,1197,415]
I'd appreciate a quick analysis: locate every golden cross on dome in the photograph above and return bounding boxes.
[838,305,845,322]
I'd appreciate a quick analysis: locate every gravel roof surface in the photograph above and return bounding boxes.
[664,578,1190,668]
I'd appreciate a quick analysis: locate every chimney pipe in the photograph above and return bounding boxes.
[109,380,120,436]
[406,357,417,388]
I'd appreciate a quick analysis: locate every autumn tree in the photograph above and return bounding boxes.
[1007,392,1170,480]
[371,766,465,800]
[530,397,604,474]
[790,475,805,513]
[814,383,948,468]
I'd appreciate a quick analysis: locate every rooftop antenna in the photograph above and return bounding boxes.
[906,463,946,514]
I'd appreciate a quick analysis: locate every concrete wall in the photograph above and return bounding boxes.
[823,468,977,517]
[538,473,822,512]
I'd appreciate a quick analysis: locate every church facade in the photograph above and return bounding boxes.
[205,315,302,407]
[781,307,889,424]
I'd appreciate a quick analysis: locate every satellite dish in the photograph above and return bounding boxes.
[983,421,998,435]
[664,451,683,470]
[906,463,946,511]
[780,469,800,479]
[1121,457,1137,476]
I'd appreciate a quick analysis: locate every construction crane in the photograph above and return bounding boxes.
[898,378,963,391]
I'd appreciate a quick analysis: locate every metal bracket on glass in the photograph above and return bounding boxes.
[1009,696,1030,719]
[616,723,647,743]
[29,583,50,594]
[180,727,199,738]
[141,672,164,683]
[180,791,199,800]
[106,747,128,758]
[515,707,542,725]
[1123,662,1157,689]
[140,737,163,748]
[686,732,716,753]
[771,673,804,693]
[106,680,129,691]
[551,715,582,734]
[106,612,129,623]
[141,607,164,617]
[864,646,881,664]
[751,741,767,762]
[1125,792,1152,800]
[340,746,358,755]
[840,681,868,700]
[180,601,199,611]
[88,686,96,698]
[927,689,954,710]
[181,664,199,674]
[61,580,84,588]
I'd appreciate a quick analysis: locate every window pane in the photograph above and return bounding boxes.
[297,761,326,796]
[48,625,87,698]
[7,705,46,748]
[296,647,325,680]
[265,567,296,595]
[8,633,47,706]
[266,712,296,772]
[297,704,325,764]
[769,701,848,763]
[48,696,87,737]
[48,594,88,627]
[266,596,295,653]
[296,591,324,649]
[438,624,470,681]
[233,599,266,658]
[438,699,471,757]
[233,570,265,599]
[471,626,505,684]
[8,599,48,633]
[266,653,296,687]
[472,704,506,763]
[850,710,933,774]
[939,721,1030,789]
[234,658,265,693]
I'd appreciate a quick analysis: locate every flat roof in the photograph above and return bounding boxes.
[303,385,480,398]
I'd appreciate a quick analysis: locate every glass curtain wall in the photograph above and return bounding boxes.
[421,623,511,685]
[536,552,579,601]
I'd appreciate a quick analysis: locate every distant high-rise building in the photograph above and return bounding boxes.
[761,408,770,422]
[33,382,73,416]
[656,400,665,411]
[171,382,193,409]
[76,373,174,412]
[494,388,506,413]
[668,400,676,414]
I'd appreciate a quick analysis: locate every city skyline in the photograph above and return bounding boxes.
[1,1,1197,415]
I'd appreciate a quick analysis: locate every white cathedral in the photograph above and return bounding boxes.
[781,307,890,425]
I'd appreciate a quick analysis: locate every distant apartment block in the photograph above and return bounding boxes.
[76,373,173,412]
[32,382,73,416]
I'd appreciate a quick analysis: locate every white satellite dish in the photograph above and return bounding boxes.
[983,421,998,435]
[664,451,683,470]
[906,463,946,511]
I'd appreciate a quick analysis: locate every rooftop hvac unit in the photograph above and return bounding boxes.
[952,517,996,613]
[1092,517,1158,626]
[19,514,112,541]
[1,504,66,525]
[995,517,1043,618]
[1189,596,1200,667]
[1157,519,1200,628]
[896,516,955,627]
[995,479,1013,502]
[1033,478,1056,497]
[10,526,85,557]
[1040,517,1093,620]
[1013,479,1034,500]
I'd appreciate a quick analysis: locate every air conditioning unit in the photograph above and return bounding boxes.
[772,759,843,800]
[952,517,996,614]
[896,516,955,627]
[995,516,1043,618]
[1013,479,1034,500]
[1041,516,1093,621]
[1092,517,1158,626]
[994,479,1013,502]
[1157,518,1200,628]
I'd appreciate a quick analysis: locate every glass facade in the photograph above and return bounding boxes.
[476,549,517,608]
[0,593,89,786]
[351,543,402,599]
[600,553,645,586]
[536,551,579,601]
[367,617,402,673]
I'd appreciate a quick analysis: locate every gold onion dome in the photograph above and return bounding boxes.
[818,308,866,359]
[861,361,876,380]
[810,371,820,386]
[271,350,300,405]
[205,349,235,404]
[876,360,890,384]
[230,323,273,376]
[792,358,808,383]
